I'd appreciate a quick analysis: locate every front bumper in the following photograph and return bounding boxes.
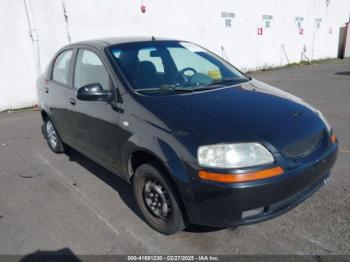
[180,142,338,227]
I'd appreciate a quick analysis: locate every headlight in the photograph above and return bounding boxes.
[197,143,274,169]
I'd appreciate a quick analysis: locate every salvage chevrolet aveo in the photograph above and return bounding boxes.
[37,37,338,235]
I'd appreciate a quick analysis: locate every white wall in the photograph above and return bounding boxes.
[345,24,350,57]
[0,0,349,111]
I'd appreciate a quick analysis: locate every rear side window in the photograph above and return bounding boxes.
[52,50,73,85]
[74,49,111,90]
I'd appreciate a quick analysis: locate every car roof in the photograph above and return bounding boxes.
[67,36,177,49]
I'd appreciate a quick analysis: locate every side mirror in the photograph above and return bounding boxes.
[77,83,112,101]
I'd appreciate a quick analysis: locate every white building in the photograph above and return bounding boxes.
[0,0,349,111]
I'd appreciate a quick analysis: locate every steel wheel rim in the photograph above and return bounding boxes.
[46,121,57,148]
[143,177,172,221]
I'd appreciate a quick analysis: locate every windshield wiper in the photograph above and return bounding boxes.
[134,85,194,93]
[184,77,251,91]
[208,77,250,86]
[134,77,252,93]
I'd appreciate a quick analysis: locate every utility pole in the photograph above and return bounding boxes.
[23,0,41,76]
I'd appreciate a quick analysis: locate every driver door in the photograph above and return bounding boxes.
[65,47,123,172]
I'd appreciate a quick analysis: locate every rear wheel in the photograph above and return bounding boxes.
[133,161,186,235]
[45,119,65,154]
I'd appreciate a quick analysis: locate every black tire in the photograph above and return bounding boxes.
[133,161,186,235]
[44,118,65,154]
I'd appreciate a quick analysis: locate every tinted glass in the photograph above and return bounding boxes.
[167,46,220,77]
[138,47,164,73]
[109,41,249,93]
[74,49,111,90]
[52,50,73,85]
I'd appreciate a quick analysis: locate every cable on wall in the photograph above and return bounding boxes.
[221,46,229,61]
[23,0,41,76]
[301,45,310,62]
[281,44,290,65]
[62,1,72,43]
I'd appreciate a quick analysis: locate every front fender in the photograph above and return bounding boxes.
[120,134,198,223]
[121,134,184,179]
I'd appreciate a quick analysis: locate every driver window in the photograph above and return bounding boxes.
[74,49,112,90]
[167,47,221,79]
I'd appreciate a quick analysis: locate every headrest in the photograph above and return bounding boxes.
[138,61,157,75]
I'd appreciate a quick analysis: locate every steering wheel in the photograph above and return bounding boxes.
[172,67,197,86]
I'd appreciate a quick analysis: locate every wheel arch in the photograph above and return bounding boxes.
[128,148,190,224]
[128,149,170,178]
[40,110,49,121]
[121,134,183,179]
[121,135,195,223]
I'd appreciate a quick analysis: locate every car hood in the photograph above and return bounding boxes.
[137,79,326,153]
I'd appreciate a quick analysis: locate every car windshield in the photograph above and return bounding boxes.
[108,41,250,94]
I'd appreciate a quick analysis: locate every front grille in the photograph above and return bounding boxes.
[282,130,324,159]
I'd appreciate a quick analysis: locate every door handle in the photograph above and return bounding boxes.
[69,98,76,105]
[44,87,49,93]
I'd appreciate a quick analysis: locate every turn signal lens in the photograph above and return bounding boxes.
[331,134,337,143]
[198,166,284,183]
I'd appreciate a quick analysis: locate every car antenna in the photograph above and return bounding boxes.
[152,36,156,41]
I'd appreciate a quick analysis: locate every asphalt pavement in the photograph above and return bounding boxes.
[0,59,349,255]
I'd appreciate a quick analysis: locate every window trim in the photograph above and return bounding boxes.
[50,48,74,88]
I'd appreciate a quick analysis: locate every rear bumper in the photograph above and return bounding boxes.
[180,143,338,227]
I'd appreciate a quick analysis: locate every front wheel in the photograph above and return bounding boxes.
[133,161,186,235]
[44,119,65,154]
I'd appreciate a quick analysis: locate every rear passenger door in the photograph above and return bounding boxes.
[45,49,73,142]
[66,47,123,172]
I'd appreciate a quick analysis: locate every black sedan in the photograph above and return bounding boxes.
[37,37,338,234]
